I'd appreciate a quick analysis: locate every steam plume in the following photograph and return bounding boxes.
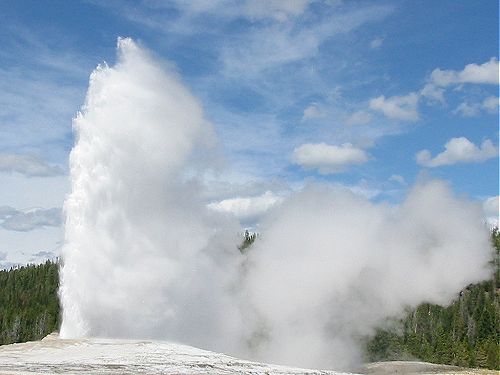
[59,39,493,370]
[242,182,492,368]
[59,38,244,353]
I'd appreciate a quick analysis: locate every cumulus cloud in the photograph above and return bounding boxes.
[421,59,498,105]
[292,142,370,174]
[369,92,419,121]
[483,196,499,228]
[416,137,498,167]
[0,154,64,177]
[345,110,372,125]
[430,58,499,87]
[207,191,284,226]
[0,206,61,231]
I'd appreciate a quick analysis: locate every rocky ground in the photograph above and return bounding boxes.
[0,334,496,375]
[0,334,350,375]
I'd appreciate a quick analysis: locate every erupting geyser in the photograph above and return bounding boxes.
[59,38,494,370]
[59,38,244,351]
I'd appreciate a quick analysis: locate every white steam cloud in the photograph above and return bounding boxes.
[242,182,492,368]
[59,38,244,352]
[60,39,494,371]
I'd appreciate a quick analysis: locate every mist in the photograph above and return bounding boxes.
[59,39,494,370]
[242,182,492,368]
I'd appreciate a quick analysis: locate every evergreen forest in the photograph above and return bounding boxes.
[0,260,59,345]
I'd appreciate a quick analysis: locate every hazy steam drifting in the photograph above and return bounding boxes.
[60,39,493,370]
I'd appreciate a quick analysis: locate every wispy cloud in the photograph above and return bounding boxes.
[240,0,312,22]
[0,154,64,177]
[454,96,499,117]
[416,137,498,167]
[389,174,407,186]
[302,103,325,121]
[345,110,372,126]
[221,4,393,77]
[369,36,384,49]
[0,206,62,231]
[0,26,89,159]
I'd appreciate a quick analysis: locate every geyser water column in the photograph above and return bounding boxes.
[59,38,243,351]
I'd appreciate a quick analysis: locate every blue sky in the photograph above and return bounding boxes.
[0,0,498,266]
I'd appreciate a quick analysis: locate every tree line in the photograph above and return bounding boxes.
[364,228,499,369]
[0,260,59,344]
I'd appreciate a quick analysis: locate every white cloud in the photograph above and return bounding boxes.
[0,206,62,231]
[482,96,499,113]
[459,97,498,116]
[483,196,499,228]
[0,173,67,263]
[389,174,406,185]
[454,102,480,117]
[370,36,384,49]
[207,191,284,225]
[292,142,369,174]
[0,154,64,177]
[430,57,499,87]
[416,137,498,167]
[345,110,372,125]
[421,59,499,106]
[302,103,324,120]
[369,92,419,121]
[454,96,499,117]
[420,83,445,103]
